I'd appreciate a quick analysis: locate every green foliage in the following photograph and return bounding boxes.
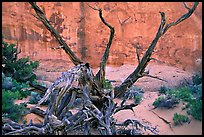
[2,89,21,103]
[155,74,202,121]
[29,96,39,104]
[8,78,31,99]
[192,74,202,85]
[134,95,142,104]
[2,36,39,122]
[103,79,113,89]
[167,87,192,102]
[152,95,179,109]
[23,119,27,125]
[2,36,39,82]
[189,83,202,100]
[187,100,202,121]
[159,85,170,94]
[29,92,41,104]
[120,86,144,104]
[152,96,164,108]
[173,113,189,126]
[2,89,28,122]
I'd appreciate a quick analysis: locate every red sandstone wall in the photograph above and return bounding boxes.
[2,2,202,72]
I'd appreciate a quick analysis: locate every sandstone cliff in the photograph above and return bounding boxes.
[2,2,202,72]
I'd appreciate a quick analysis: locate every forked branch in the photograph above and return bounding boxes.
[87,4,115,87]
[114,2,199,97]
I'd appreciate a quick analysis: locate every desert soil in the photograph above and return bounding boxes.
[15,62,202,135]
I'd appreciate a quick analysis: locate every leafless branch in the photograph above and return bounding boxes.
[135,45,141,64]
[183,2,191,11]
[118,15,131,25]
[86,3,100,11]
[114,2,199,98]
[29,2,82,65]
[142,73,168,82]
[162,2,199,34]
[87,3,115,88]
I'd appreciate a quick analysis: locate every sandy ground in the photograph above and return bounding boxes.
[15,63,202,135]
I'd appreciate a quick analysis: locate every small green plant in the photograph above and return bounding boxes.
[173,113,189,125]
[152,96,165,108]
[134,95,142,104]
[192,74,202,85]
[123,86,143,99]
[189,83,202,100]
[23,119,27,125]
[159,85,170,94]
[29,92,41,104]
[103,79,113,89]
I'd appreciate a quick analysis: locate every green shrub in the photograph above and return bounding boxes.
[2,89,21,104]
[29,96,39,104]
[187,100,202,121]
[2,36,39,82]
[2,36,39,122]
[2,89,28,122]
[159,86,170,94]
[152,96,165,108]
[123,86,143,100]
[134,95,142,104]
[167,87,192,102]
[29,91,41,104]
[189,83,202,100]
[154,74,202,121]
[192,74,202,85]
[103,79,113,90]
[173,113,189,126]
[10,78,31,99]
[165,82,202,121]
[152,95,179,108]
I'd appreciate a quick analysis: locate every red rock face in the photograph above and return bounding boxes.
[2,2,202,72]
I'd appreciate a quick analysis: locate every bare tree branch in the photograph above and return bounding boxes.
[114,2,199,98]
[183,2,191,11]
[4,126,44,135]
[87,3,115,88]
[135,45,141,64]
[118,15,131,25]
[29,2,82,65]
[142,73,167,82]
[114,103,138,114]
[162,2,199,34]
[29,107,46,118]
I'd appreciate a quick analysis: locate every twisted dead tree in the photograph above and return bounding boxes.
[2,2,199,135]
